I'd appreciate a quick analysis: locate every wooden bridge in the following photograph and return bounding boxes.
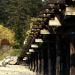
[18,0,75,75]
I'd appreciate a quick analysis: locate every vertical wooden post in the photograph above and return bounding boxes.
[30,56,33,70]
[36,52,38,73]
[39,48,43,74]
[43,42,49,75]
[48,34,56,75]
[60,34,70,75]
[41,47,44,75]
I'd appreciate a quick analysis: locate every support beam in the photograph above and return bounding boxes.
[48,35,56,75]
[43,42,49,75]
[59,35,70,75]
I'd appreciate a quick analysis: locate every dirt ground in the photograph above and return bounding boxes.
[0,65,36,75]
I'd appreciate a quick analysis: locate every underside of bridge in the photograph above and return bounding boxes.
[18,0,75,75]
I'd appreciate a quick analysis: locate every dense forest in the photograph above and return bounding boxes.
[0,0,46,47]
